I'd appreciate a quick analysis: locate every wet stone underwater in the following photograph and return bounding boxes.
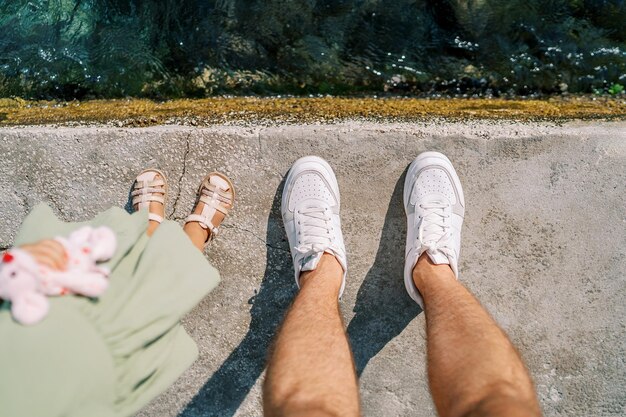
[1,0,625,99]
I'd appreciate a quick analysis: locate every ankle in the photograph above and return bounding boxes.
[146,221,160,237]
[299,253,343,294]
[183,222,210,250]
[449,381,541,417]
[184,221,209,236]
[412,253,455,291]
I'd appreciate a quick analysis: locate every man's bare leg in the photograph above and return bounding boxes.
[414,253,542,417]
[263,253,360,417]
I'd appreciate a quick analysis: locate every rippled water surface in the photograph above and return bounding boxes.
[1,0,625,98]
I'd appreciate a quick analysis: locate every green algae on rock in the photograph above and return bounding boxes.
[1,97,625,127]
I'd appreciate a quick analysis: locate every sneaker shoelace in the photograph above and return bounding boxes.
[294,205,334,258]
[418,200,455,260]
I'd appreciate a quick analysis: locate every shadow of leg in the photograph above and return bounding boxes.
[347,169,421,376]
[180,179,294,417]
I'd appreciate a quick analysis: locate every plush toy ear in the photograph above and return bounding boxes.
[9,249,41,277]
[88,227,117,261]
[67,226,94,246]
[11,292,49,325]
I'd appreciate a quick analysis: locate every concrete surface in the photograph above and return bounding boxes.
[0,121,624,417]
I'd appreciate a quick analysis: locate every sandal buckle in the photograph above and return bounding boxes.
[209,226,219,241]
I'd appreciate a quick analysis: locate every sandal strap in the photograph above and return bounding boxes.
[184,174,233,244]
[201,190,232,205]
[185,214,216,230]
[148,213,164,223]
[199,195,230,215]
[203,183,233,198]
[131,188,165,198]
[184,214,219,241]
[134,179,165,188]
[132,193,165,208]
[133,170,167,213]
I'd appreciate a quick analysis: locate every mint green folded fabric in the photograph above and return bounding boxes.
[0,204,219,417]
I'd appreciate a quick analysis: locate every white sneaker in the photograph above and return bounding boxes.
[403,152,465,308]
[281,156,347,297]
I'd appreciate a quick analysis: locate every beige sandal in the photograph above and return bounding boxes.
[184,172,235,244]
[132,169,168,223]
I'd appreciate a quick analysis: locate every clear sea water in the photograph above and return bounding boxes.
[1,0,625,99]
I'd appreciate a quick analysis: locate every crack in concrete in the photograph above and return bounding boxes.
[221,223,289,253]
[169,131,193,218]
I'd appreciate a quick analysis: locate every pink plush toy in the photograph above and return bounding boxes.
[0,249,49,325]
[0,226,117,325]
